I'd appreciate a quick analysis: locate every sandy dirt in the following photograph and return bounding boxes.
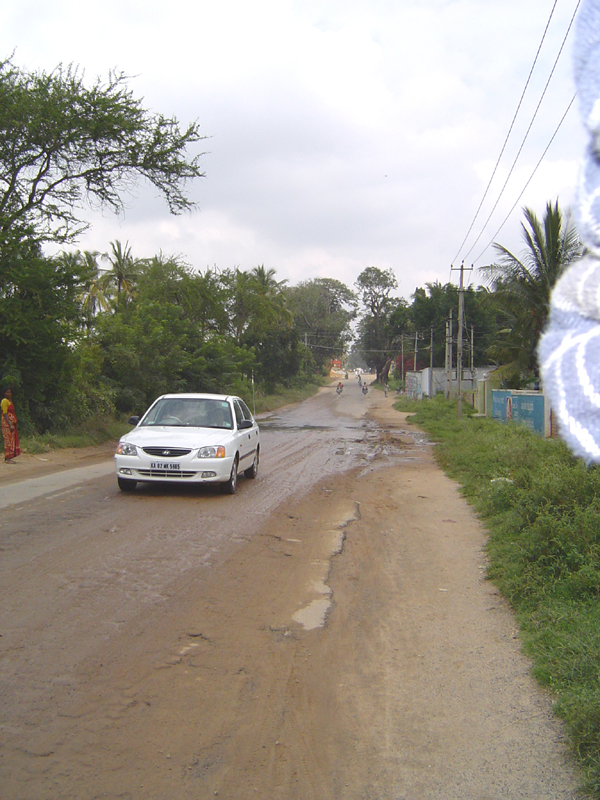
[0,384,582,799]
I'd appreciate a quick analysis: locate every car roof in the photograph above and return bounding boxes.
[156,393,235,401]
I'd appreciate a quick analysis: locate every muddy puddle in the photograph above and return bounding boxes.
[260,411,430,477]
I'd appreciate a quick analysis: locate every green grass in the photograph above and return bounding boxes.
[20,418,132,454]
[251,378,326,414]
[394,394,600,796]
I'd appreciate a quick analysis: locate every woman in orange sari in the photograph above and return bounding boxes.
[2,388,20,463]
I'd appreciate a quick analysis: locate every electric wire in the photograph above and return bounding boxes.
[471,92,577,266]
[460,0,581,264]
[451,0,560,266]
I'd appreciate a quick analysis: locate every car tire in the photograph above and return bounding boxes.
[244,448,259,479]
[118,477,137,491]
[221,456,238,495]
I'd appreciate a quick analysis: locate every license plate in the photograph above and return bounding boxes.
[150,462,181,470]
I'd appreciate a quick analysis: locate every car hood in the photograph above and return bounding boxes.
[122,426,232,449]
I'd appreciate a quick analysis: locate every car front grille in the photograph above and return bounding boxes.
[142,447,192,457]
[138,469,197,479]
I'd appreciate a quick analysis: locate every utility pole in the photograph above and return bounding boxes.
[401,334,405,390]
[457,269,464,418]
[413,331,418,372]
[444,319,449,399]
[429,326,434,396]
[445,309,452,399]
[451,263,472,419]
[430,327,434,369]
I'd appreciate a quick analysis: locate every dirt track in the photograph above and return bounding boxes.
[0,384,581,798]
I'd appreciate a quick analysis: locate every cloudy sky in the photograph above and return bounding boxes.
[1,0,586,299]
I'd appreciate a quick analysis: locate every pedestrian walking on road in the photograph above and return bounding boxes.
[2,388,20,463]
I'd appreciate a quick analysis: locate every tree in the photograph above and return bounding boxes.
[286,278,357,372]
[55,250,110,330]
[78,250,111,326]
[0,239,88,430]
[0,57,205,245]
[410,282,498,368]
[99,240,140,301]
[354,266,398,381]
[223,267,291,345]
[250,264,287,293]
[355,266,398,319]
[94,259,255,410]
[480,200,582,381]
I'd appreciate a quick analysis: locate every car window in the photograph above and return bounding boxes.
[140,398,233,428]
[238,399,254,421]
[204,401,233,429]
[233,400,244,426]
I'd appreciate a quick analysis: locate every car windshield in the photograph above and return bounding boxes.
[140,398,234,429]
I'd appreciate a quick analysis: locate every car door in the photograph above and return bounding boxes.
[232,399,250,467]
[233,398,256,468]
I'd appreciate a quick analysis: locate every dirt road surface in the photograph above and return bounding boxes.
[0,383,581,799]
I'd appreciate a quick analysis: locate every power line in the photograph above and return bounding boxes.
[461,0,581,264]
[453,0,580,269]
[472,93,577,265]
[451,0,560,266]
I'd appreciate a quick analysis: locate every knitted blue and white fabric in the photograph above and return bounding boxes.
[538,0,600,463]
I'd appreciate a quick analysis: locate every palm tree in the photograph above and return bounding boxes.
[99,240,139,301]
[250,264,287,293]
[54,249,110,332]
[79,251,110,326]
[250,264,291,328]
[480,200,582,381]
[225,266,291,344]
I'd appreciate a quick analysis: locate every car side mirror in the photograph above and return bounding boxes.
[128,416,140,426]
[238,419,253,430]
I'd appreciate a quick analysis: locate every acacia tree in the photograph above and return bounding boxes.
[0,56,206,424]
[0,57,205,245]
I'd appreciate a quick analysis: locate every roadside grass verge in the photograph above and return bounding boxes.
[252,378,326,414]
[20,418,132,454]
[394,394,600,797]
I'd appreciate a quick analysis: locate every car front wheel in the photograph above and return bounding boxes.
[221,456,238,495]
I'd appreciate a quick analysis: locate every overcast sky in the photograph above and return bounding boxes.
[2,0,586,299]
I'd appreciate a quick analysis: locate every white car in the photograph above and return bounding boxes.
[114,393,260,494]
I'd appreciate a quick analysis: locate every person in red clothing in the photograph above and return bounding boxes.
[1,388,20,463]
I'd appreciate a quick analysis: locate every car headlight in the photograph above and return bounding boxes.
[116,442,138,456]
[197,445,226,459]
